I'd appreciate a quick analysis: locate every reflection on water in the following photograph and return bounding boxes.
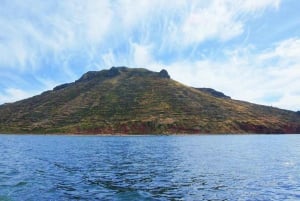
[0,135,300,200]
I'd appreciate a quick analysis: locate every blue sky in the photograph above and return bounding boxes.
[1,0,300,111]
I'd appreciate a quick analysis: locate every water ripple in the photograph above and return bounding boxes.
[0,135,300,200]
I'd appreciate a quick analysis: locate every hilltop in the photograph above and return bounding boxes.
[0,67,299,134]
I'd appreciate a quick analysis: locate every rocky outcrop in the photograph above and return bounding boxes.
[195,88,231,99]
[76,71,100,82]
[53,83,72,91]
[158,69,170,79]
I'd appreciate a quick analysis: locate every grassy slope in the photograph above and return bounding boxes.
[0,67,299,134]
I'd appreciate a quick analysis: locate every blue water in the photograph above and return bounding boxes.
[0,135,300,201]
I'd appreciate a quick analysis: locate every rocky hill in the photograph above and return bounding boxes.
[0,67,299,134]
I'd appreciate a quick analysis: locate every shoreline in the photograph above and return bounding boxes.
[0,133,296,136]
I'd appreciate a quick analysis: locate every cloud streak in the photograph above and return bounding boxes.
[0,88,37,104]
[0,0,280,69]
[160,37,300,111]
[2,0,300,111]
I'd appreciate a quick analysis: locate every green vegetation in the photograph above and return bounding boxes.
[0,67,300,134]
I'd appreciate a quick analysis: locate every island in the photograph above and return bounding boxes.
[0,67,299,134]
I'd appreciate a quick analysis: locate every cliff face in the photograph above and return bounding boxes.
[0,67,299,134]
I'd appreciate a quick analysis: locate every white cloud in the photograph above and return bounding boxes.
[116,0,158,28]
[241,0,280,11]
[100,43,155,69]
[181,1,243,44]
[102,49,117,68]
[131,43,153,67]
[0,88,36,104]
[275,94,300,111]
[0,0,281,70]
[60,0,113,44]
[0,0,113,70]
[260,38,300,61]
[3,0,297,111]
[179,0,280,45]
[115,0,186,30]
[159,37,300,111]
[0,19,36,69]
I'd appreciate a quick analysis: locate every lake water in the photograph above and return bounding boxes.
[0,135,300,201]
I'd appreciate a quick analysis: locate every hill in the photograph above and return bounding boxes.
[0,67,300,134]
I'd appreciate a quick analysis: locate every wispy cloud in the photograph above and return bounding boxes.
[0,0,280,70]
[0,88,37,104]
[2,0,300,111]
[159,37,300,111]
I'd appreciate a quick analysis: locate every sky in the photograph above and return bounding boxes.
[1,0,300,111]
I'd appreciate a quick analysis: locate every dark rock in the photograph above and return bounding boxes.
[297,111,300,115]
[106,67,120,77]
[195,88,231,99]
[41,90,52,95]
[53,83,72,91]
[158,69,170,79]
[76,71,99,82]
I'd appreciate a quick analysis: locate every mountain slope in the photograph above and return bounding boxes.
[0,67,300,134]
